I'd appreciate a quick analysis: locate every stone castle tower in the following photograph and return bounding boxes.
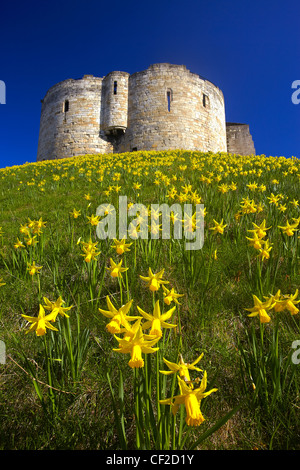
[36,63,255,161]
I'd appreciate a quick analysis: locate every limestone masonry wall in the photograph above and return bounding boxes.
[226,123,256,156]
[37,63,255,161]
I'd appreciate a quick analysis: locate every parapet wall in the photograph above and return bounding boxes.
[226,123,256,156]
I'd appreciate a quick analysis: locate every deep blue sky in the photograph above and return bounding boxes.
[0,0,299,168]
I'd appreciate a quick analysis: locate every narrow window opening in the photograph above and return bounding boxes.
[167,91,171,112]
[114,81,118,95]
[203,93,209,108]
[64,100,69,112]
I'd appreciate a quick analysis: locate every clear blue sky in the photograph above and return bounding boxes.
[0,0,299,168]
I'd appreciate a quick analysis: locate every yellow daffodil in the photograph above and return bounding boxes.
[128,224,141,239]
[70,208,81,218]
[162,285,184,305]
[20,224,30,237]
[111,238,132,255]
[106,258,128,278]
[209,219,227,235]
[183,212,198,233]
[21,304,58,336]
[159,371,217,427]
[43,296,73,320]
[259,184,266,192]
[27,261,43,276]
[25,235,38,246]
[271,290,300,316]
[247,220,271,239]
[258,239,273,261]
[98,297,139,334]
[160,353,204,383]
[290,199,299,208]
[81,245,100,262]
[246,232,264,250]
[33,218,47,233]
[278,220,298,236]
[137,300,176,338]
[169,211,181,224]
[247,182,258,191]
[81,238,99,251]
[113,319,160,368]
[245,295,275,323]
[14,238,25,249]
[267,193,281,205]
[87,214,101,226]
[278,204,287,212]
[139,267,169,292]
[114,184,122,193]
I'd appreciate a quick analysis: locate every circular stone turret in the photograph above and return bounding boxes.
[101,71,129,136]
[118,63,227,153]
[37,75,113,161]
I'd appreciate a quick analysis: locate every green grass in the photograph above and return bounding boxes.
[0,150,299,450]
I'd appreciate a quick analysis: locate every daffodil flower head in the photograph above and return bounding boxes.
[139,268,169,292]
[81,240,101,262]
[27,261,43,276]
[14,238,25,249]
[21,304,58,336]
[264,290,283,312]
[81,238,99,251]
[247,219,271,239]
[87,214,101,226]
[273,290,300,316]
[43,296,72,320]
[70,208,81,219]
[209,219,227,235]
[278,220,298,237]
[159,371,217,427]
[111,238,132,255]
[106,258,128,279]
[258,239,272,261]
[20,224,31,237]
[246,232,264,250]
[160,353,204,383]
[245,295,275,323]
[162,285,184,305]
[137,300,176,338]
[99,296,139,334]
[26,235,38,246]
[113,319,160,368]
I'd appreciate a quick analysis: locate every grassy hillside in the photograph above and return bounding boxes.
[0,150,299,450]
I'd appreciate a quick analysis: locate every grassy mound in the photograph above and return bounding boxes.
[0,150,299,450]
